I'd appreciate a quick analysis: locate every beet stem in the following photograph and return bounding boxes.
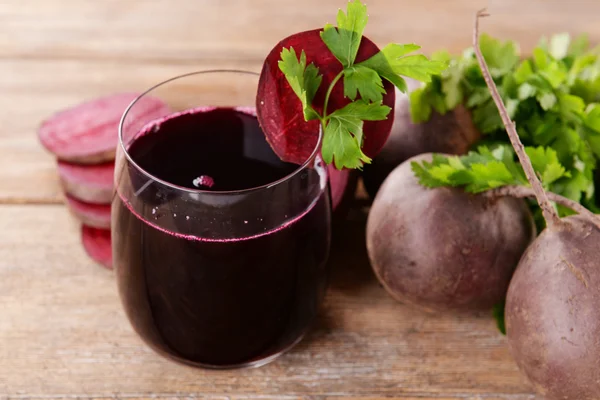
[473,9,561,229]
[486,185,600,229]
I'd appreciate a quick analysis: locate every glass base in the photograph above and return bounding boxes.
[143,331,308,370]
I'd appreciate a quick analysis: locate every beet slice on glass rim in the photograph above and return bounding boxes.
[257,29,395,166]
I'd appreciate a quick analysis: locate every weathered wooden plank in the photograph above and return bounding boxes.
[0,396,537,400]
[1,0,599,63]
[0,204,534,398]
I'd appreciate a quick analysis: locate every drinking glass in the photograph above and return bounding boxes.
[113,70,331,369]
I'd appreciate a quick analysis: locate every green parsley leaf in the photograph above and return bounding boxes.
[322,117,370,170]
[329,100,391,121]
[549,33,571,60]
[343,65,386,102]
[325,101,391,158]
[320,0,368,67]
[518,83,537,100]
[533,47,550,70]
[412,145,569,194]
[558,169,593,202]
[514,60,534,84]
[479,33,520,77]
[537,92,557,111]
[441,59,465,109]
[525,146,569,185]
[584,103,600,133]
[472,100,504,133]
[568,34,589,57]
[559,93,585,122]
[539,61,568,88]
[385,53,448,83]
[357,43,446,90]
[409,87,432,123]
[278,47,322,121]
[412,145,522,193]
[467,162,515,192]
[466,87,491,107]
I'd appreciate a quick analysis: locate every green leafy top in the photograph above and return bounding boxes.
[412,144,569,194]
[411,32,600,213]
[277,0,447,169]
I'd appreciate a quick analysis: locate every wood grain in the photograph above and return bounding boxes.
[0,204,535,398]
[2,0,600,63]
[3,0,598,397]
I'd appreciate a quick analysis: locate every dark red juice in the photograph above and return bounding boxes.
[113,107,331,367]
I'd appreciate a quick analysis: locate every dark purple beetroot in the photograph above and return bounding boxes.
[366,154,535,313]
[362,82,480,198]
[505,216,600,399]
[81,225,112,269]
[38,93,170,164]
[257,29,395,165]
[329,166,350,211]
[65,195,111,229]
[57,161,114,204]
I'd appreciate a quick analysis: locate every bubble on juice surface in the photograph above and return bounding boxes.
[193,175,215,189]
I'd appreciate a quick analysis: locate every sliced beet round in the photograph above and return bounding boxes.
[57,161,114,204]
[81,225,112,269]
[65,195,111,229]
[257,29,395,165]
[328,165,349,210]
[39,93,170,164]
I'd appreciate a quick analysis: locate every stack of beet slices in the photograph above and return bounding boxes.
[38,93,170,269]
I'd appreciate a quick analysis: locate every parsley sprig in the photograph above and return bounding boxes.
[411,32,600,213]
[278,0,446,169]
[412,144,569,194]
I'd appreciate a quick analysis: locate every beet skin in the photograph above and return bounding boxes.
[506,216,600,400]
[366,154,535,312]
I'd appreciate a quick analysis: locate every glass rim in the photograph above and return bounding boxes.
[118,69,324,196]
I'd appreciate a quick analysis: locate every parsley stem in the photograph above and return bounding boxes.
[322,70,344,120]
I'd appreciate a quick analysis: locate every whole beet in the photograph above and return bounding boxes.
[505,216,600,400]
[366,153,535,312]
[362,84,480,198]
[470,11,600,398]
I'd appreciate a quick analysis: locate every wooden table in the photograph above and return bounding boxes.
[2,1,600,398]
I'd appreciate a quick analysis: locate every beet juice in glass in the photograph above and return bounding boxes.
[113,70,331,368]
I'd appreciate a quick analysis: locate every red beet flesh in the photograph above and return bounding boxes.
[65,195,111,229]
[328,166,349,210]
[81,225,112,269]
[57,161,114,204]
[257,29,395,165]
[39,93,170,164]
